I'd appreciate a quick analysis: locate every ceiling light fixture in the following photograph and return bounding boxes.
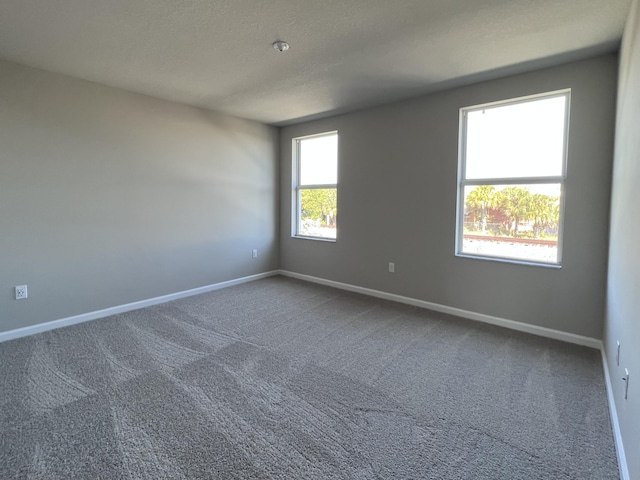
[272,41,290,52]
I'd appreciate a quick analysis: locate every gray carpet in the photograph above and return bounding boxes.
[0,276,618,479]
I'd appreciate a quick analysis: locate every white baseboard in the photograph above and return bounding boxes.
[601,348,629,480]
[278,270,602,349]
[0,270,279,343]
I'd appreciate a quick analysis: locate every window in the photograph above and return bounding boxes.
[293,131,338,240]
[456,90,570,265]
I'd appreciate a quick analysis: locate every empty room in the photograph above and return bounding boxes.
[1,0,639,478]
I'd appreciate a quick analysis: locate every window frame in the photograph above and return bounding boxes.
[292,130,338,241]
[455,89,571,267]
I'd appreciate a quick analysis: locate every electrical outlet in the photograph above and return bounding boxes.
[388,262,395,273]
[15,285,28,300]
[252,249,258,258]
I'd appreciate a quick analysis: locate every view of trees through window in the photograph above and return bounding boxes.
[300,188,337,238]
[463,184,561,263]
[457,90,569,264]
[295,132,338,239]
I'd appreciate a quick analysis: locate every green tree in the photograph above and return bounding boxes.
[300,188,337,226]
[530,193,560,239]
[465,185,497,234]
[496,187,532,237]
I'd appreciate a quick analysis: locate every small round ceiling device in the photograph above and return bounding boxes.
[272,41,290,52]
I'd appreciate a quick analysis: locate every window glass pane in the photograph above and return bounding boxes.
[299,188,337,239]
[300,134,337,185]
[465,95,566,179]
[461,184,561,263]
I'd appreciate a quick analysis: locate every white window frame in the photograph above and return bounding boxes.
[292,131,338,241]
[455,89,571,267]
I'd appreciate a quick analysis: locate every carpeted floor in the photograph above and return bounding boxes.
[0,276,618,479]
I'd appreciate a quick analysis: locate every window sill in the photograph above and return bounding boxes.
[455,252,562,269]
[292,235,336,243]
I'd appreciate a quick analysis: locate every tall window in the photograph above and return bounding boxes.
[456,90,570,265]
[293,131,338,240]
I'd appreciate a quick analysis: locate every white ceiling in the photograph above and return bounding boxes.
[0,0,631,125]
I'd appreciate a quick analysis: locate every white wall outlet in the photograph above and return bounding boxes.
[252,249,258,258]
[15,285,28,300]
[388,262,395,273]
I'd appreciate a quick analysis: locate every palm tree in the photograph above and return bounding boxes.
[496,187,532,237]
[530,193,559,239]
[465,185,497,234]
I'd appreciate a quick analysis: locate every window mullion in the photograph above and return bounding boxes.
[462,176,564,186]
[299,183,337,190]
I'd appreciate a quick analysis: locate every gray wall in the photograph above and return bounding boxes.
[1,60,279,333]
[604,0,640,477]
[280,55,617,339]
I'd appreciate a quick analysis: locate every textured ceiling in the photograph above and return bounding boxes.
[0,0,631,125]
